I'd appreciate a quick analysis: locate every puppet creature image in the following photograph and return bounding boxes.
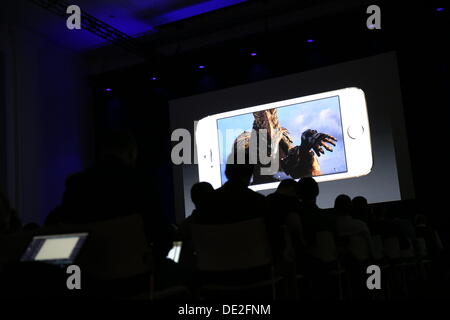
[231,108,337,184]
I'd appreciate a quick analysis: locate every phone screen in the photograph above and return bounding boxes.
[166,241,182,263]
[216,95,348,186]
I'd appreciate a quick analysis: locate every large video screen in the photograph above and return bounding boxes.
[169,52,414,221]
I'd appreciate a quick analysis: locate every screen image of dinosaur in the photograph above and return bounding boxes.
[217,95,347,185]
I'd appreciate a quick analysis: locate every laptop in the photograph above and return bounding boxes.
[21,233,88,266]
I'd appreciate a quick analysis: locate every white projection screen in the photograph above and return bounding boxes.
[169,52,414,222]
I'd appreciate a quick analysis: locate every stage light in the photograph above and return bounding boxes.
[250,52,257,56]
[437,8,444,12]
[307,39,314,43]
[198,65,205,69]
[105,88,112,92]
[151,76,158,81]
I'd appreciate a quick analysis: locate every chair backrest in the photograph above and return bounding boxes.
[313,231,338,263]
[281,225,295,262]
[190,218,272,271]
[383,237,401,260]
[372,235,384,260]
[435,231,444,251]
[416,237,428,258]
[77,214,149,279]
[347,234,371,262]
[400,238,416,259]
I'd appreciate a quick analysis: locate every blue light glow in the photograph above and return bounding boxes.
[150,0,248,27]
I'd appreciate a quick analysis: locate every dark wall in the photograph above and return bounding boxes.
[91,82,175,222]
[0,51,5,193]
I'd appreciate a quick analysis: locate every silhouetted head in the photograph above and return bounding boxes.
[99,131,138,168]
[297,177,319,202]
[352,196,368,209]
[334,194,352,216]
[352,196,369,219]
[191,182,214,210]
[225,163,255,185]
[224,148,256,185]
[276,179,298,197]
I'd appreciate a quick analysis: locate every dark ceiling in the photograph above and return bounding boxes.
[9,0,249,51]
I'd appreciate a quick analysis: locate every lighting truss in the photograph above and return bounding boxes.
[28,0,147,57]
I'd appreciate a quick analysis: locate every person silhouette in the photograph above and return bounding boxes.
[195,161,267,225]
[189,182,214,221]
[177,182,215,268]
[49,131,174,261]
[334,194,371,239]
[296,177,333,247]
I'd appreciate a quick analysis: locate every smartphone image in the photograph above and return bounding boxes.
[196,87,372,191]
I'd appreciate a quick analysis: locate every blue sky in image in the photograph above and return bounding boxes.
[217,96,347,184]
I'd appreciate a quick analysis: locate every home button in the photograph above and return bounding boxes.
[347,124,364,139]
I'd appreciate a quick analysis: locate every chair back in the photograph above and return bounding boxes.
[400,238,416,259]
[347,234,371,262]
[383,237,401,260]
[190,218,272,271]
[313,231,338,263]
[435,231,444,251]
[372,235,384,260]
[77,214,149,279]
[416,237,428,258]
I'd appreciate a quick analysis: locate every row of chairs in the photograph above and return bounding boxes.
[0,215,178,299]
[188,218,443,300]
[190,218,285,299]
[0,214,441,299]
[311,229,442,299]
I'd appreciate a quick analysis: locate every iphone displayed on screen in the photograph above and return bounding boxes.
[196,87,372,191]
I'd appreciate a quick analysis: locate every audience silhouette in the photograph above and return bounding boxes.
[0,146,448,299]
[193,162,267,225]
[47,131,174,261]
[335,194,371,239]
[415,214,443,258]
[296,177,333,247]
[266,179,301,224]
[351,196,370,223]
[186,182,214,224]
